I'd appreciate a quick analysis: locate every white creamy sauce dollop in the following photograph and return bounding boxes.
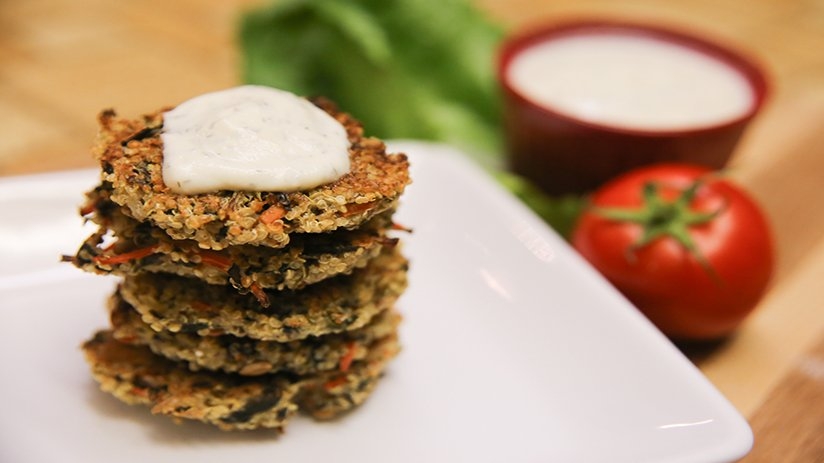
[507,34,755,131]
[161,85,350,194]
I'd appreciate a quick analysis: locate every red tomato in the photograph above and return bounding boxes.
[571,164,774,341]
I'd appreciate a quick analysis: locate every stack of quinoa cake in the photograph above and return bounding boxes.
[68,88,411,431]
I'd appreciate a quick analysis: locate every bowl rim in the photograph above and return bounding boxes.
[497,18,770,137]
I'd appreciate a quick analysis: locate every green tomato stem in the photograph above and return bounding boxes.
[593,179,726,280]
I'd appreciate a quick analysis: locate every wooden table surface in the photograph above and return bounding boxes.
[1,0,822,460]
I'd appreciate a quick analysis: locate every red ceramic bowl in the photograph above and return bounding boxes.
[498,20,768,196]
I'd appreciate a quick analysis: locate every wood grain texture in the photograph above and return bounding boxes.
[1,0,823,460]
[742,334,824,462]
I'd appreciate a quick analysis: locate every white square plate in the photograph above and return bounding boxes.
[0,141,751,462]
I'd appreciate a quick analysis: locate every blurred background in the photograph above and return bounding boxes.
[1,0,823,460]
[2,0,824,175]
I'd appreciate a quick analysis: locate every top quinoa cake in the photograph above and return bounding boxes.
[94,98,410,250]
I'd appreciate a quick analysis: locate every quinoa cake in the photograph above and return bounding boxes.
[70,185,397,292]
[119,247,408,342]
[93,98,410,250]
[74,86,411,434]
[110,293,402,376]
[82,330,400,431]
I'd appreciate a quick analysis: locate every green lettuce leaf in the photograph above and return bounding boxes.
[239,0,504,163]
